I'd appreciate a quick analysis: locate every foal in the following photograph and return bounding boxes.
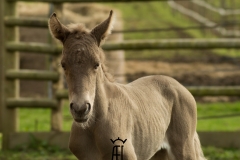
[49,10,206,160]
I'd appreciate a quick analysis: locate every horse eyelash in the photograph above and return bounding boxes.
[94,63,100,69]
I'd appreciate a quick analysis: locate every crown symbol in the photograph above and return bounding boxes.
[110,137,127,144]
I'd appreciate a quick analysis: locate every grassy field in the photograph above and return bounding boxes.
[107,1,240,60]
[109,2,216,39]
[197,101,240,131]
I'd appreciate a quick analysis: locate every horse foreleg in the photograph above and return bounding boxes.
[150,149,169,160]
[165,116,197,159]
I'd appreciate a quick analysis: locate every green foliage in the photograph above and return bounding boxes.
[0,150,75,160]
[15,134,60,152]
[203,146,240,160]
[0,134,75,160]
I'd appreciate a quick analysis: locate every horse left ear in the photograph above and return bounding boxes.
[91,10,115,46]
[48,13,70,43]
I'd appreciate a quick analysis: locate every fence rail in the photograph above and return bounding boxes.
[103,39,240,50]
[4,17,48,28]
[187,86,240,96]
[6,39,240,54]
[6,98,58,109]
[5,16,240,33]
[56,86,240,99]
[6,42,61,55]
[6,69,59,81]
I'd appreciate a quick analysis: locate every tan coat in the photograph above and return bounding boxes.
[49,11,206,160]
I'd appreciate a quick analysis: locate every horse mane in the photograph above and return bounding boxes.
[99,49,115,82]
[67,23,89,34]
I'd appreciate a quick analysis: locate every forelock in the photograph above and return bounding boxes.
[67,23,90,34]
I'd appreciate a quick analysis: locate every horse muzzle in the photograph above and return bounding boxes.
[70,102,91,123]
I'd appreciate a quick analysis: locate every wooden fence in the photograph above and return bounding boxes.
[0,0,65,150]
[1,0,240,150]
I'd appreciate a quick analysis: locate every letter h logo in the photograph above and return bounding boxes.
[110,137,127,160]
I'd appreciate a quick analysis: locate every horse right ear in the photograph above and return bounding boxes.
[48,13,69,42]
[91,10,115,46]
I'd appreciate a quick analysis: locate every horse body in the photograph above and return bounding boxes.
[125,75,201,160]
[120,76,174,159]
[48,10,206,160]
[69,75,201,160]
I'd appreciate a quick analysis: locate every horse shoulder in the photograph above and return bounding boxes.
[127,75,179,103]
[130,75,197,128]
[146,75,195,103]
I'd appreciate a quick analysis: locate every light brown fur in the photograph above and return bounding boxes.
[49,11,206,160]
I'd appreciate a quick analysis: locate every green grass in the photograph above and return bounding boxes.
[203,146,240,160]
[207,0,240,9]
[110,2,216,39]
[19,108,51,131]
[1,146,240,160]
[197,101,240,131]
[0,149,75,160]
[106,1,240,60]
[1,131,240,160]
[19,101,72,132]
[17,101,240,132]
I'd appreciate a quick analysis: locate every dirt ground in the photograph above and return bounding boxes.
[125,60,240,86]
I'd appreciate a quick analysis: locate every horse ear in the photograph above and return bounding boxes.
[91,10,115,46]
[48,13,69,42]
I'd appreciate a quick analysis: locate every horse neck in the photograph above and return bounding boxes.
[93,66,113,120]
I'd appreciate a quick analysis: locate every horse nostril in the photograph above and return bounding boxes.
[70,102,91,116]
[85,103,91,114]
[70,103,74,110]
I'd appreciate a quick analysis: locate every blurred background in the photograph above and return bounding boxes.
[1,0,240,159]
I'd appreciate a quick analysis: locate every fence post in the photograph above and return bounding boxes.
[105,11,125,83]
[0,0,4,133]
[1,1,19,149]
[50,3,64,131]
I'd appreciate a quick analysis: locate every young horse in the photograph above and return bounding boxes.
[49,11,206,160]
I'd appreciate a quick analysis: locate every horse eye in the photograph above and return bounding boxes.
[94,63,100,69]
[61,63,66,70]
